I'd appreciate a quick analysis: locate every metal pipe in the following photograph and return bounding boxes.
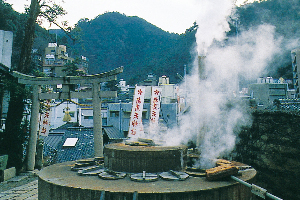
[119,100,122,134]
[184,65,187,108]
[133,191,138,200]
[266,193,283,200]
[100,190,105,200]
[231,176,283,200]
[231,175,252,187]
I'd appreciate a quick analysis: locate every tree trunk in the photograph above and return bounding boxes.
[3,78,26,171]
[18,0,40,73]
[4,0,40,172]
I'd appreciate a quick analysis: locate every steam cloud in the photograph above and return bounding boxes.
[195,0,234,55]
[160,0,282,168]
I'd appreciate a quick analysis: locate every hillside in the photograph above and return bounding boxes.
[70,12,196,84]
[2,0,300,84]
[235,0,300,80]
[69,0,300,84]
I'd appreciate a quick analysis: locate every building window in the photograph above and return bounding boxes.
[123,111,131,118]
[142,111,148,119]
[84,116,93,119]
[102,118,107,126]
[123,131,128,138]
[110,111,119,117]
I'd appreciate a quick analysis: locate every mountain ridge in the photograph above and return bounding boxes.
[69,11,196,84]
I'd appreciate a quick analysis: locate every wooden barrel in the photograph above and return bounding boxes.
[104,143,187,173]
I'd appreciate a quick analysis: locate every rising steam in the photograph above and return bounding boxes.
[160,0,282,168]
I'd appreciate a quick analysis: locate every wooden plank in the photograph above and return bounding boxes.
[206,165,238,181]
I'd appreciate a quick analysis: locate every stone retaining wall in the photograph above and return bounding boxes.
[233,110,300,200]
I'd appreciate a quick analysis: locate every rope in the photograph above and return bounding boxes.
[69,99,92,107]
[40,99,92,108]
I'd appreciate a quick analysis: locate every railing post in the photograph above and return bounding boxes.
[133,191,138,200]
[100,190,105,200]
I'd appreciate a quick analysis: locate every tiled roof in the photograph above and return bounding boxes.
[43,134,63,150]
[42,134,64,166]
[54,128,94,163]
[43,124,125,164]
[53,122,77,131]
[103,126,125,139]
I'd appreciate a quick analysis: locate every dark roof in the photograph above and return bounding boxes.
[43,126,125,164]
[54,128,94,163]
[42,134,63,150]
[42,134,64,165]
[53,122,78,131]
[103,126,125,139]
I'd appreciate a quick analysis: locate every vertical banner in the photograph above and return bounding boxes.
[39,100,51,136]
[128,86,145,137]
[149,86,162,134]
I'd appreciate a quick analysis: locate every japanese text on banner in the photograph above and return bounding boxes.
[149,86,162,134]
[128,86,145,137]
[39,100,51,136]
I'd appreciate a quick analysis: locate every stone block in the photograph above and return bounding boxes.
[0,167,16,182]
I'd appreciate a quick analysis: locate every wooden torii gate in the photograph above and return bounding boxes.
[12,66,123,171]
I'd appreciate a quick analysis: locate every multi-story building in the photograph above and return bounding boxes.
[0,30,13,128]
[158,75,178,104]
[249,77,288,108]
[0,30,13,69]
[291,48,300,97]
[118,79,129,92]
[107,102,178,137]
[43,43,74,77]
[138,73,158,86]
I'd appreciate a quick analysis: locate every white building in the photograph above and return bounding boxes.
[118,79,129,92]
[0,30,13,68]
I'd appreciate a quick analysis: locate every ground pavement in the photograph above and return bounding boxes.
[0,172,38,200]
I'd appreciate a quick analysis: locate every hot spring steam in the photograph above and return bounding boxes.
[144,0,282,169]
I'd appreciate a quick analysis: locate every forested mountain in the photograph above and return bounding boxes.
[68,0,300,84]
[70,12,196,84]
[2,0,300,84]
[235,0,300,80]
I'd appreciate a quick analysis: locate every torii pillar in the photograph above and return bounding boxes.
[13,67,123,171]
[93,82,102,157]
[27,85,41,170]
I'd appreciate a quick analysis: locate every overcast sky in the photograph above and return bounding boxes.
[5,0,249,34]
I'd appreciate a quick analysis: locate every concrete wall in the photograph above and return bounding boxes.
[248,83,288,108]
[0,30,13,68]
[50,100,78,129]
[107,103,177,134]
[233,111,300,200]
[107,103,150,134]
